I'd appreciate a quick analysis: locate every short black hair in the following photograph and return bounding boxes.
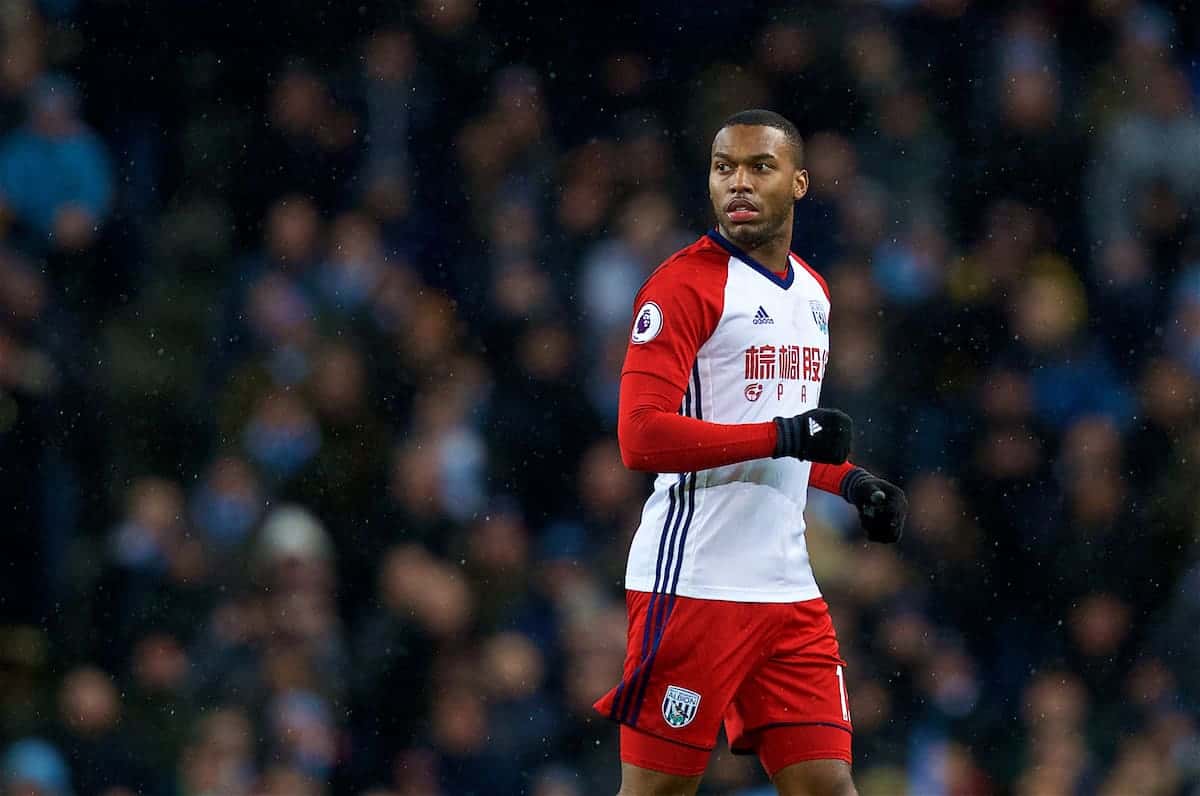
[717,109,804,167]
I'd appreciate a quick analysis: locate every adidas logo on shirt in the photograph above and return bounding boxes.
[809,417,822,435]
[752,306,774,325]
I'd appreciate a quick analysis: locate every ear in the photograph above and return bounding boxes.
[794,169,809,201]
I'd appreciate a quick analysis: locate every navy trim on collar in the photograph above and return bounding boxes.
[706,229,794,289]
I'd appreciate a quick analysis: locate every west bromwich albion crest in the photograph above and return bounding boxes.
[662,685,701,728]
[809,300,829,334]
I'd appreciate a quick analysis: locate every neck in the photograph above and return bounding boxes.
[717,224,792,274]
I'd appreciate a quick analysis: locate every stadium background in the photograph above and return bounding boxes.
[0,0,1199,793]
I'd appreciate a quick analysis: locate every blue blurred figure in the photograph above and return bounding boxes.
[0,75,112,251]
[2,738,73,796]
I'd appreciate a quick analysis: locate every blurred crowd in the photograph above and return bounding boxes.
[1,0,1199,794]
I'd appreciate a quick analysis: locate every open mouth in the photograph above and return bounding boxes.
[725,197,760,223]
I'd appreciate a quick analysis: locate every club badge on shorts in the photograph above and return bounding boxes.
[662,685,701,728]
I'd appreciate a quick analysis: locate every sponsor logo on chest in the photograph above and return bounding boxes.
[745,344,827,382]
[742,302,829,403]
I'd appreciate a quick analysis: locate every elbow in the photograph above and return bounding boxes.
[617,423,655,472]
[621,452,655,472]
[619,449,644,471]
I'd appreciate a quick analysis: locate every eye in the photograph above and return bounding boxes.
[715,162,731,173]
[755,163,771,171]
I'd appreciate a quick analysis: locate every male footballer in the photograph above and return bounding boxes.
[595,109,908,796]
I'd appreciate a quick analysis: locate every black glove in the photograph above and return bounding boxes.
[772,408,852,464]
[841,467,907,543]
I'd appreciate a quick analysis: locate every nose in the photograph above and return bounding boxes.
[731,165,753,193]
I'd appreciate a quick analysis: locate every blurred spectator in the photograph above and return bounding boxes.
[316,212,388,317]
[189,505,349,712]
[0,246,79,623]
[257,195,324,276]
[1091,238,1158,361]
[267,689,338,783]
[53,667,145,795]
[1086,57,1200,247]
[479,631,561,771]
[241,389,322,484]
[190,455,264,553]
[351,544,471,770]
[554,140,619,246]
[357,29,432,228]
[244,65,361,217]
[427,683,517,793]
[0,10,46,134]
[2,737,72,796]
[855,82,948,221]
[965,6,1085,240]
[1169,255,1200,373]
[0,75,112,252]
[1005,264,1133,429]
[109,477,186,580]
[177,708,256,796]
[296,340,388,524]
[123,633,192,779]
[485,315,601,523]
[578,191,689,341]
[869,212,949,307]
[412,0,496,126]
[756,16,863,133]
[457,66,554,209]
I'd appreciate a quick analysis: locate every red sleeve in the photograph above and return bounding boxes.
[622,255,722,387]
[618,371,777,472]
[617,251,777,472]
[808,461,856,495]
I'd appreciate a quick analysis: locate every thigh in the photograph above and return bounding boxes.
[772,758,857,796]
[619,762,702,796]
[724,597,853,771]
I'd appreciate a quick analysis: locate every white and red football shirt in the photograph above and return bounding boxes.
[621,230,836,603]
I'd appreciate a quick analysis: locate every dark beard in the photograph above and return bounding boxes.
[723,214,788,251]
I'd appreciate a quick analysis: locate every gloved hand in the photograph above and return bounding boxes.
[772,408,852,464]
[841,468,907,543]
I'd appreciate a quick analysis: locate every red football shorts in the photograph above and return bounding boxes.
[594,591,852,778]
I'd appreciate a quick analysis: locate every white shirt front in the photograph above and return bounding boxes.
[621,231,833,602]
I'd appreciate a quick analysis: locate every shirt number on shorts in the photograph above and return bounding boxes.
[835,665,851,722]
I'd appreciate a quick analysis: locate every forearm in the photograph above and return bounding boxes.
[619,407,776,472]
[809,461,859,496]
[618,371,775,472]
